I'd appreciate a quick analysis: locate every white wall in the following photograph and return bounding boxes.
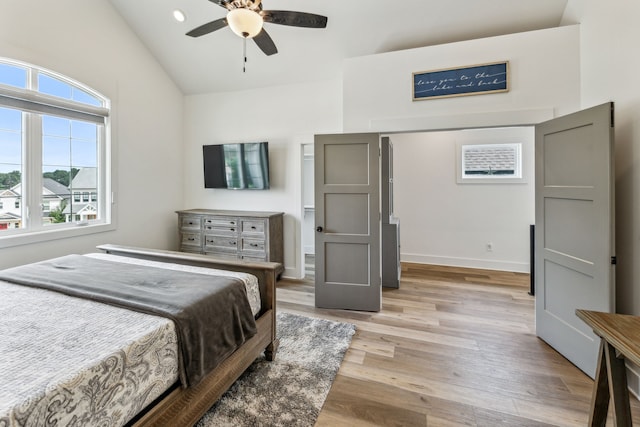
[337,25,579,273]
[562,0,640,395]
[0,0,184,269]
[563,0,640,317]
[343,25,581,132]
[182,26,580,277]
[183,79,342,278]
[392,127,535,272]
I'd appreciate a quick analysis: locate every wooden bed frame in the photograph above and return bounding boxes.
[96,244,280,427]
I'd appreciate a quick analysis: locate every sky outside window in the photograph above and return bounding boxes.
[0,107,22,174]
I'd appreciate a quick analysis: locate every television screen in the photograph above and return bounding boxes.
[203,142,270,189]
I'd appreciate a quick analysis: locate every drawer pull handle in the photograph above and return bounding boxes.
[230,241,237,245]
[250,243,259,247]
[230,221,236,225]
[251,226,257,230]
[187,238,195,241]
[230,228,235,232]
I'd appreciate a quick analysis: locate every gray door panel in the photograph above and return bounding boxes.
[535,102,615,377]
[315,133,381,311]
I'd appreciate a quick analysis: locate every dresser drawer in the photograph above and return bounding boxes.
[204,216,239,228]
[241,219,266,234]
[204,235,238,252]
[180,215,201,231]
[204,225,238,235]
[241,238,266,254]
[181,232,202,247]
[204,216,238,235]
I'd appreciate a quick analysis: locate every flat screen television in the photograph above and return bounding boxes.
[203,142,270,190]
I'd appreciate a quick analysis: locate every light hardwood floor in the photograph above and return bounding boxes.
[277,261,640,426]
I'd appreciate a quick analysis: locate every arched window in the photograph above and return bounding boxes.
[0,58,112,246]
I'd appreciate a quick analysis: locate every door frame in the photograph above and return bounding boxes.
[300,141,315,279]
[297,113,554,280]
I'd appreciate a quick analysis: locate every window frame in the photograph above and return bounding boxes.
[0,58,114,248]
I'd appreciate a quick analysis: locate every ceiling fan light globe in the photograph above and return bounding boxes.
[227,8,263,38]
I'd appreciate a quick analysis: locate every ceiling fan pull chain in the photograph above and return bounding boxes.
[243,36,247,73]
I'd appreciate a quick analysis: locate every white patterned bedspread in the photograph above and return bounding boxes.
[0,253,261,427]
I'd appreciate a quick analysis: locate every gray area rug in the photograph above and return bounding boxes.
[196,312,356,427]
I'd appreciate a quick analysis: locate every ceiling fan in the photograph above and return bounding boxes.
[186,0,328,57]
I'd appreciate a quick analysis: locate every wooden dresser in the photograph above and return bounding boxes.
[176,209,284,264]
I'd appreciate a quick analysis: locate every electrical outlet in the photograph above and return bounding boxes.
[486,242,493,252]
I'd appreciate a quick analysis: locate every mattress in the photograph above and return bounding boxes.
[0,253,261,427]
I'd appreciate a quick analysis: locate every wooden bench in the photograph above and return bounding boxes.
[576,309,640,427]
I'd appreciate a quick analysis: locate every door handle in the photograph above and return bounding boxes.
[316,226,323,232]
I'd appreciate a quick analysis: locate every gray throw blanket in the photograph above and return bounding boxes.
[0,254,257,388]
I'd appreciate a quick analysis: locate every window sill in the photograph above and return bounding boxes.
[456,176,527,184]
[0,222,115,249]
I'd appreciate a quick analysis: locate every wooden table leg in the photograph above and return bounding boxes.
[590,340,610,427]
[604,341,632,427]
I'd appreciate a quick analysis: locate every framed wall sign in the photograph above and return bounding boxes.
[413,61,509,101]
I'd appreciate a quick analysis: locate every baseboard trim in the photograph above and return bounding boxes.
[401,253,529,274]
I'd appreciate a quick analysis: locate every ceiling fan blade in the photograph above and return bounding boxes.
[186,18,228,37]
[208,0,232,9]
[253,29,278,56]
[261,10,328,28]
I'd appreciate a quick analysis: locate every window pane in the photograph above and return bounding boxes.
[66,167,98,225]
[43,135,72,167]
[461,143,520,178]
[42,116,99,226]
[42,169,71,226]
[71,121,98,168]
[43,115,71,137]
[0,106,22,131]
[71,121,96,140]
[0,131,21,169]
[73,88,102,107]
[71,139,97,167]
[43,117,98,169]
[0,63,27,89]
[0,108,23,232]
[0,108,22,172]
[38,74,72,99]
[38,73,102,107]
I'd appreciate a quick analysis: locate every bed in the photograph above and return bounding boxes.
[0,244,280,427]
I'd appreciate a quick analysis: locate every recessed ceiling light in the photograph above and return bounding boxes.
[173,9,186,23]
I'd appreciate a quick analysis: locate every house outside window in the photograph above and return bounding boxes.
[456,141,524,184]
[0,58,112,247]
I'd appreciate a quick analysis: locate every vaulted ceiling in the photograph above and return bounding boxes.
[108,0,569,95]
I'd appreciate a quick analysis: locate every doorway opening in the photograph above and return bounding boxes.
[301,143,315,280]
